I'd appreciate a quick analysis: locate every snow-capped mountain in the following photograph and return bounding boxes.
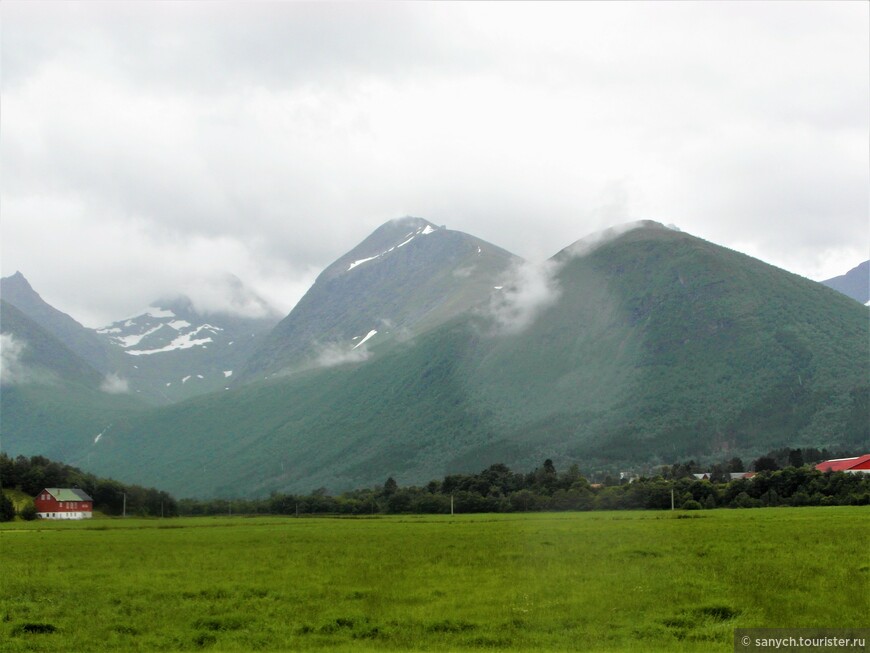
[99,303,227,358]
[98,295,280,403]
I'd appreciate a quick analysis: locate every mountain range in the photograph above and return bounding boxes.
[1,219,867,497]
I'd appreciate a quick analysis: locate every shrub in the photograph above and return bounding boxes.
[19,504,38,521]
[682,500,702,510]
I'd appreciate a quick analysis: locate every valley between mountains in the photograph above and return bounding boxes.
[1,218,867,497]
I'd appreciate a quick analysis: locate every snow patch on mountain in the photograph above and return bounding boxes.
[353,330,378,350]
[346,224,439,272]
[125,325,219,356]
[348,255,380,271]
[110,324,166,348]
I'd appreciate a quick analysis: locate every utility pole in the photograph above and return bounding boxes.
[450,494,454,516]
[122,492,127,518]
[670,488,675,511]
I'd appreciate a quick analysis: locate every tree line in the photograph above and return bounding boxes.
[0,453,177,520]
[180,453,870,516]
[3,450,867,521]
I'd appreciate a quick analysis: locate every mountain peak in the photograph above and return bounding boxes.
[556,220,681,260]
[239,217,517,379]
[1,271,37,296]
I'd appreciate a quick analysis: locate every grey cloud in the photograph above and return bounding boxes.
[1,2,867,326]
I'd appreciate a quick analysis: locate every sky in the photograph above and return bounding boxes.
[1,1,868,327]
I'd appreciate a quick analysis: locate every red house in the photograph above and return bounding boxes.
[815,455,870,474]
[34,488,94,520]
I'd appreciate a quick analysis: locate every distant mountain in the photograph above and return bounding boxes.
[0,299,145,463]
[0,271,281,404]
[238,217,518,381]
[0,271,113,373]
[79,222,869,497]
[97,291,280,403]
[1,299,102,388]
[822,260,869,304]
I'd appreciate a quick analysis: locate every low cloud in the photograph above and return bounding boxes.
[314,343,371,368]
[0,333,29,385]
[185,273,283,320]
[487,259,562,335]
[100,372,130,394]
[562,220,661,259]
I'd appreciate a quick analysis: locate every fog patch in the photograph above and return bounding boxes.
[185,274,282,319]
[487,259,562,335]
[100,372,130,394]
[315,342,371,368]
[0,333,29,385]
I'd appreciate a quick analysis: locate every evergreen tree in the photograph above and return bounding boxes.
[0,492,15,522]
[383,477,398,497]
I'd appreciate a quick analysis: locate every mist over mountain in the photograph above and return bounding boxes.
[97,290,280,403]
[2,220,867,497]
[1,271,113,374]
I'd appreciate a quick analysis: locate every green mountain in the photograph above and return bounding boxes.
[0,300,146,462]
[77,222,868,497]
[1,271,113,372]
[239,217,519,381]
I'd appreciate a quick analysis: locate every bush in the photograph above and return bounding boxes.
[682,500,702,510]
[19,504,38,521]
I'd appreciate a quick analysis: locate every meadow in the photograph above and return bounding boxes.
[1,508,867,652]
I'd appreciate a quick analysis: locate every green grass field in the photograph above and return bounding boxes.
[1,508,867,652]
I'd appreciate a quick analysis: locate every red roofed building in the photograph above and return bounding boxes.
[34,488,94,519]
[814,455,870,474]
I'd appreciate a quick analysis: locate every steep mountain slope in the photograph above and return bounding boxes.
[98,293,279,403]
[1,272,113,372]
[822,260,869,304]
[1,300,103,387]
[1,300,145,462]
[82,222,869,497]
[239,217,519,381]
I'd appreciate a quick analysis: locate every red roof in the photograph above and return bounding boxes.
[815,454,870,472]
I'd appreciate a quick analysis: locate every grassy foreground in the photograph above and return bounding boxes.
[1,508,867,652]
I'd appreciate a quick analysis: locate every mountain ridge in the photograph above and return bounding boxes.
[2,220,867,497]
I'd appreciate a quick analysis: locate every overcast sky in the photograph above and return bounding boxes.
[2,1,867,327]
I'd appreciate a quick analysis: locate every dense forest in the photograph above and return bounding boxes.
[2,449,867,522]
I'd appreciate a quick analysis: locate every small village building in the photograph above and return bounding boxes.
[814,455,870,474]
[691,472,754,481]
[34,488,94,519]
